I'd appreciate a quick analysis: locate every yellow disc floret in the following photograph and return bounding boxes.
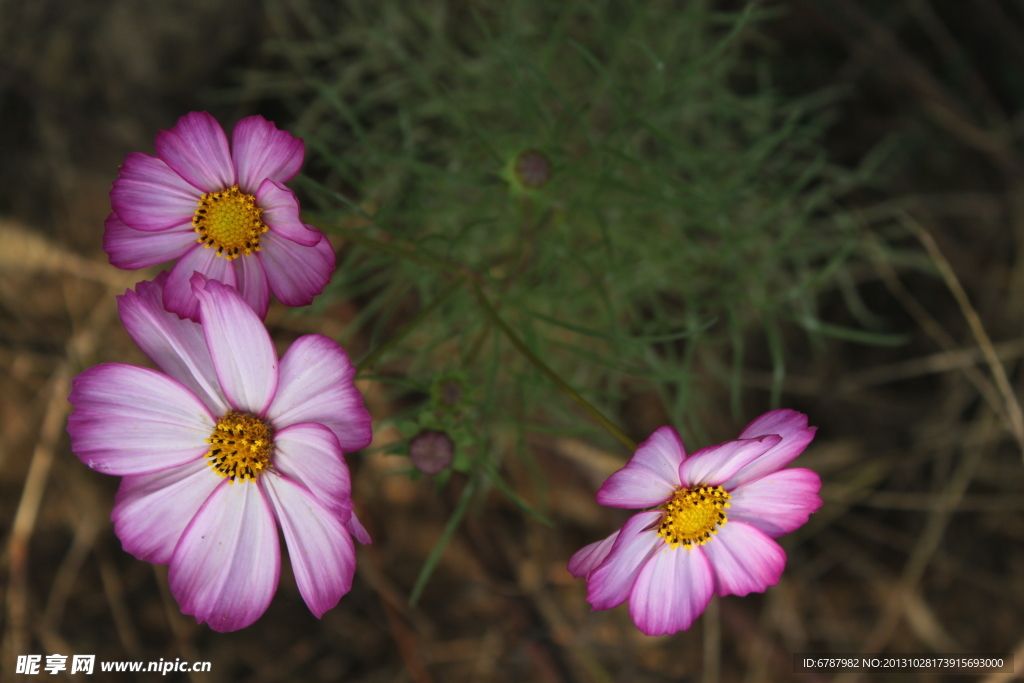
[205,410,273,483]
[192,185,268,260]
[656,485,731,549]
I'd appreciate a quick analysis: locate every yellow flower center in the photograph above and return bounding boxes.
[192,185,268,260]
[205,410,273,483]
[656,485,731,549]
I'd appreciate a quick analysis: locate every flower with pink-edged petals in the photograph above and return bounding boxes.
[67,272,372,632]
[568,410,821,636]
[105,111,334,321]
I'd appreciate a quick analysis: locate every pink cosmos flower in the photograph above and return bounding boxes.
[568,410,821,636]
[67,272,372,632]
[104,111,334,321]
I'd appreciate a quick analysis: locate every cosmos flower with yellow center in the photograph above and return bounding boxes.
[105,111,333,321]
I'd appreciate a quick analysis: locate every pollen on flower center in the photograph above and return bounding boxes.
[192,185,268,260]
[205,410,273,483]
[657,485,731,549]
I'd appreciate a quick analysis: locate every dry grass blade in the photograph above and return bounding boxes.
[0,221,126,288]
[900,212,1024,457]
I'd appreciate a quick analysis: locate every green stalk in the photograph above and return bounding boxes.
[472,282,637,452]
[356,278,464,372]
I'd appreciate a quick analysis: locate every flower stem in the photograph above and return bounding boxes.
[356,278,464,372]
[471,282,637,452]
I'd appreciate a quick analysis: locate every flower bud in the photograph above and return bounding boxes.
[408,430,454,474]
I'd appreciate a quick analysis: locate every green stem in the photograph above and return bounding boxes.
[356,278,464,372]
[472,283,637,452]
[409,474,478,606]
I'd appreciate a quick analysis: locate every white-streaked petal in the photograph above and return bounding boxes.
[117,274,229,415]
[725,410,818,488]
[169,480,279,632]
[702,521,786,597]
[255,179,320,247]
[628,544,714,636]
[112,459,221,564]
[231,116,305,193]
[679,436,781,488]
[190,274,278,415]
[67,363,216,476]
[234,253,270,320]
[267,334,371,453]
[727,468,822,538]
[272,422,353,521]
[568,530,620,579]
[595,426,685,508]
[262,473,356,618]
[110,152,201,232]
[155,112,235,193]
[585,510,662,611]
[103,213,196,269]
[163,244,238,322]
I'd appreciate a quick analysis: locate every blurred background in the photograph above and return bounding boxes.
[3,0,1024,681]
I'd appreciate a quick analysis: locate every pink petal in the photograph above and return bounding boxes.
[261,473,356,618]
[112,458,220,564]
[254,179,321,247]
[232,117,305,194]
[725,410,818,489]
[701,521,786,597]
[235,252,270,320]
[117,274,229,416]
[585,510,662,611]
[155,111,236,193]
[110,153,201,232]
[272,422,353,521]
[628,545,714,636]
[266,334,371,452]
[568,530,620,578]
[190,274,279,415]
[164,244,238,322]
[346,511,372,545]
[728,468,822,538]
[67,364,216,476]
[679,435,782,488]
[257,230,335,307]
[596,426,684,508]
[169,480,280,632]
[103,213,197,270]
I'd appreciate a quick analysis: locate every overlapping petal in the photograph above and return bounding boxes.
[103,214,196,269]
[345,511,372,545]
[586,511,662,610]
[232,115,305,193]
[235,251,270,320]
[679,435,781,488]
[267,334,371,452]
[728,468,822,538]
[164,245,237,321]
[112,459,220,564]
[272,422,353,521]
[255,179,322,247]
[568,530,620,579]
[701,521,786,597]
[155,111,235,193]
[117,274,228,415]
[596,425,684,508]
[110,153,200,232]
[629,545,714,636]
[258,230,335,307]
[191,275,278,415]
[262,473,356,618]
[67,364,215,476]
[725,409,818,488]
[169,481,280,632]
